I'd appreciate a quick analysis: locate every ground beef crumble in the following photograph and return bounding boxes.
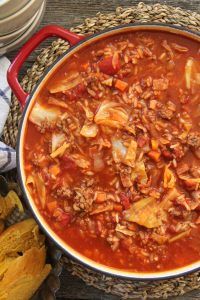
[73,187,94,212]
[158,101,176,120]
[187,132,200,149]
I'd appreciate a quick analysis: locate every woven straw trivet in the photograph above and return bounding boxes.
[2,2,200,299]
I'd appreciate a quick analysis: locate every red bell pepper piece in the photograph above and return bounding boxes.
[98,53,120,75]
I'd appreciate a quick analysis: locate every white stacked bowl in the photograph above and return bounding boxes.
[0,0,46,55]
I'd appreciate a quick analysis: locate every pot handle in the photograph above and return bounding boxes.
[7,25,84,108]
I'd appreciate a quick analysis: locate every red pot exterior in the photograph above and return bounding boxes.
[11,23,200,280]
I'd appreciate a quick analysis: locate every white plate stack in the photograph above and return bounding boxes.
[0,0,46,55]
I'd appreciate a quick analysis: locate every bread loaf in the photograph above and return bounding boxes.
[0,191,24,219]
[0,247,51,300]
[0,218,44,261]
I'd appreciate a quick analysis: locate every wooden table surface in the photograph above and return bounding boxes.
[7,0,200,299]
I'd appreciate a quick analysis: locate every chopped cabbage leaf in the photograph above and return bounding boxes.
[124,140,137,167]
[185,58,200,89]
[125,197,165,228]
[34,173,46,209]
[71,154,90,169]
[125,124,136,135]
[112,139,137,167]
[131,161,148,184]
[50,142,70,158]
[52,133,66,152]
[125,189,179,228]
[78,102,94,121]
[29,102,60,126]
[26,175,35,187]
[185,58,193,89]
[112,139,127,163]
[94,101,129,129]
[163,165,176,189]
[48,97,69,109]
[179,176,200,184]
[169,230,191,243]
[161,188,180,207]
[49,72,82,93]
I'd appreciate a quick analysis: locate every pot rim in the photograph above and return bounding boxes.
[17,22,200,280]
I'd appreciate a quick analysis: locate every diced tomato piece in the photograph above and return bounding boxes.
[98,53,120,75]
[61,155,77,171]
[120,193,130,210]
[63,82,86,101]
[162,149,173,159]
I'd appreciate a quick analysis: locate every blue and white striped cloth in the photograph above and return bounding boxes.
[0,57,16,172]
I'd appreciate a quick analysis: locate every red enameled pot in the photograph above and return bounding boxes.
[7,24,200,280]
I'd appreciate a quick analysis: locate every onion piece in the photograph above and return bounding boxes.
[26,175,35,187]
[52,133,66,152]
[78,102,94,121]
[90,203,113,215]
[49,72,81,93]
[179,176,200,184]
[94,101,129,129]
[168,230,191,243]
[102,77,113,86]
[80,124,98,138]
[34,173,46,209]
[112,139,127,163]
[115,224,135,236]
[185,58,194,89]
[50,142,70,159]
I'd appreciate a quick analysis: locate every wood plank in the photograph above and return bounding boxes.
[57,269,120,300]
